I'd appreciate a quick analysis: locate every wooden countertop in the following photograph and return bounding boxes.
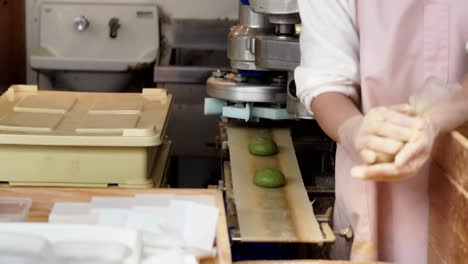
[235,261,386,264]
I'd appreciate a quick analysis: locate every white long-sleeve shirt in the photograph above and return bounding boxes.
[294,0,360,113]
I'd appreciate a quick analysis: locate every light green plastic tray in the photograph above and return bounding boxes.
[0,86,172,188]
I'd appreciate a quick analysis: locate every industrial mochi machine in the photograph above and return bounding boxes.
[205,0,346,260]
[205,0,306,121]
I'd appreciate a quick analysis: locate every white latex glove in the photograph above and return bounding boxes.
[351,114,435,181]
[355,107,425,164]
[337,114,363,161]
[395,80,467,166]
[350,240,378,262]
[337,108,424,164]
[352,80,468,181]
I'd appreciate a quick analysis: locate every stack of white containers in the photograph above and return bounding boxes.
[0,194,219,264]
[0,224,141,264]
[50,194,219,263]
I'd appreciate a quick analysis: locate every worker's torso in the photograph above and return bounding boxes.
[334,0,468,262]
[357,0,468,111]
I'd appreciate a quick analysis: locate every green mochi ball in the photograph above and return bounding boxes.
[248,138,278,156]
[254,168,286,188]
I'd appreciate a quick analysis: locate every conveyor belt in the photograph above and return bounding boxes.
[227,126,326,243]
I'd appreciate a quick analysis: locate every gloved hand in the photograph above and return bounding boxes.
[337,107,424,164]
[355,106,426,164]
[351,112,435,181]
[350,241,378,262]
[337,114,363,161]
[395,80,467,166]
[351,80,468,181]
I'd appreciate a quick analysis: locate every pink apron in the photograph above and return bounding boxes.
[333,0,468,262]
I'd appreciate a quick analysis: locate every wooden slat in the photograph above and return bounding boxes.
[227,127,324,243]
[0,187,232,264]
[430,163,468,244]
[433,131,468,190]
[429,163,468,263]
[234,261,387,264]
[430,130,468,263]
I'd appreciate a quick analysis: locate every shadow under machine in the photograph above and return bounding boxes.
[204,0,346,261]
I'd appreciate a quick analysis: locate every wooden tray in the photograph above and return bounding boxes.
[0,187,232,264]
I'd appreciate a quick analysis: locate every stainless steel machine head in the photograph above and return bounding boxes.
[228,4,274,71]
[206,0,311,120]
[249,0,300,24]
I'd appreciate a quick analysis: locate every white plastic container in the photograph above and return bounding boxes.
[0,197,32,222]
[53,241,131,264]
[0,85,172,187]
[48,202,97,224]
[0,232,52,263]
[0,223,141,264]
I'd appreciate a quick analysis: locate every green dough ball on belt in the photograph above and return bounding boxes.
[254,168,286,188]
[248,138,278,156]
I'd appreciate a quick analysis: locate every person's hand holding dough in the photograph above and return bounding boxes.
[352,79,468,181]
[354,106,425,164]
[351,105,431,181]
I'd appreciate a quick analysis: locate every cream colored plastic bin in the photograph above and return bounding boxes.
[0,85,172,188]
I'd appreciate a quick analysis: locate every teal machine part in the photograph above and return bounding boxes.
[204,98,290,121]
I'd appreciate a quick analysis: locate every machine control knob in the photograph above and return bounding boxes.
[74,16,90,32]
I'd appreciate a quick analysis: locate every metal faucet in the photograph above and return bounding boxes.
[109,18,121,39]
[74,16,90,32]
